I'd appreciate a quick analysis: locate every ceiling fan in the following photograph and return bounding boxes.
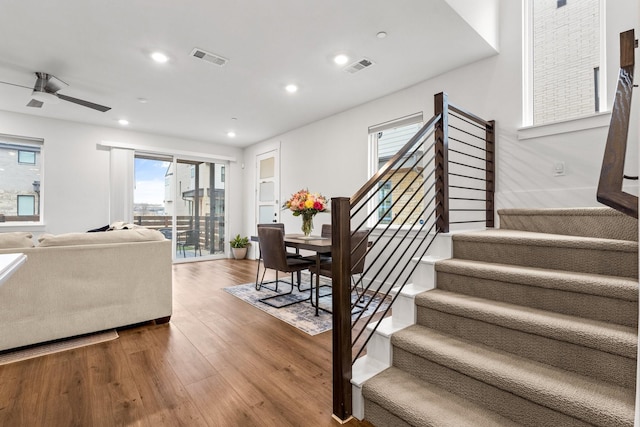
[0,72,111,112]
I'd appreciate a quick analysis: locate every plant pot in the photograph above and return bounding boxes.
[231,247,248,260]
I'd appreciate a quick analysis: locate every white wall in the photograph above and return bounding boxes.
[243,0,638,239]
[0,110,243,238]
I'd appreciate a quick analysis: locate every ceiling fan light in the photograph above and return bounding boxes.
[31,90,59,104]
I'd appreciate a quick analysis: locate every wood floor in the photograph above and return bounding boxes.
[0,259,372,427]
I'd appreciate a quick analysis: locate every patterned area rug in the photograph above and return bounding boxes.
[0,329,119,365]
[224,274,390,336]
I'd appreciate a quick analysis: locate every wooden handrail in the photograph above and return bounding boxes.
[597,29,638,218]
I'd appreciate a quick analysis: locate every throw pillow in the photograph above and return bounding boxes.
[0,232,35,249]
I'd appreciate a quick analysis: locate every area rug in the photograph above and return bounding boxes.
[224,274,390,336]
[0,330,119,366]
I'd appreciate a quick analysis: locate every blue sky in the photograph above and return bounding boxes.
[134,158,170,204]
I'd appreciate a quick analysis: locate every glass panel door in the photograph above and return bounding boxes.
[133,154,174,247]
[173,159,226,260]
[134,154,227,261]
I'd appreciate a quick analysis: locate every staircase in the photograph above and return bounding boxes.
[360,207,638,426]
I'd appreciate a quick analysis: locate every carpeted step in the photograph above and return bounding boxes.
[498,207,638,241]
[452,229,638,278]
[362,367,523,427]
[415,289,637,388]
[390,325,635,427]
[434,259,638,327]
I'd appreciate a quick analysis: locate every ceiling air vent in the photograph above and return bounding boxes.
[190,48,228,67]
[344,58,374,74]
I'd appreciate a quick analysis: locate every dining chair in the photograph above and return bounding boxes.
[255,223,302,287]
[308,229,370,315]
[256,226,315,308]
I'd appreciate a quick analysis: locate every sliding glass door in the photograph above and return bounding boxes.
[133,154,227,261]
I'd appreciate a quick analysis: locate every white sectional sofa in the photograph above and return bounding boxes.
[0,228,172,352]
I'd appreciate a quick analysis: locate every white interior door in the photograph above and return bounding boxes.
[256,149,280,227]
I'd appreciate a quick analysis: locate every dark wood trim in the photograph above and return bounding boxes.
[331,197,353,421]
[449,102,493,127]
[434,92,449,233]
[597,29,638,218]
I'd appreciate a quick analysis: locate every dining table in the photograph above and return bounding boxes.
[284,234,332,316]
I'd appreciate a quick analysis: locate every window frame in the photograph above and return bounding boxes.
[367,113,424,228]
[0,134,44,228]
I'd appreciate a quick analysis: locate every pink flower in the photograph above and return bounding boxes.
[313,201,323,210]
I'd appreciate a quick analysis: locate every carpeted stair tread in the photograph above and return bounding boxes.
[415,290,637,358]
[391,325,635,427]
[435,258,638,301]
[498,207,638,241]
[362,366,523,427]
[454,229,638,252]
[452,229,638,278]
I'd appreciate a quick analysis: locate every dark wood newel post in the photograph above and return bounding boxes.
[331,197,353,422]
[486,120,496,228]
[597,29,638,218]
[434,92,449,233]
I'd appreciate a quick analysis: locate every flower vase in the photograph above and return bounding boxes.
[301,212,314,237]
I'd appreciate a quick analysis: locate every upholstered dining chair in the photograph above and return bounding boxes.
[308,229,370,315]
[255,223,301,285]
[256,226,315,308]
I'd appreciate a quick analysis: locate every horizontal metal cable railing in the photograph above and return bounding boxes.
[330,92,495,421]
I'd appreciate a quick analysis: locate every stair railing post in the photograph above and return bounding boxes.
[331,197,353,422]
[486,120,496,228]
[434,92,449,233]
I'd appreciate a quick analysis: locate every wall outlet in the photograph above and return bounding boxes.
[553,161,565,176]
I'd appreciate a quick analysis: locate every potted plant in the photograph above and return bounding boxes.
[230,234,250,259]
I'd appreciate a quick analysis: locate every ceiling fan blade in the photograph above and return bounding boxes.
[26,99,44,108]
[57,93,111,112]
[43,74,68,93]
[0,80,33,90]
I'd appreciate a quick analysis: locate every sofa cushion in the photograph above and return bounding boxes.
[0,232,35,249]
[37,228,166,247]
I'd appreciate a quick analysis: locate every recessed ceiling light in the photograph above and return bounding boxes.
[376,31,388,39]
[285,84,298,93]
[334,54,349,65]
[137,97,148,103]
[151,52,169,63]
[227,131,236,138]
[118,119,129,126]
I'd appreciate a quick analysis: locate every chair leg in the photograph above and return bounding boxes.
[257,270,311,308]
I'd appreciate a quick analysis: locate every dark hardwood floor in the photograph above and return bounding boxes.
[0,259,373,426]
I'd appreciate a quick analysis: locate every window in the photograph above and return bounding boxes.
[18,150,36,164]
[524,0,603,126]
[17,195,35,216]
[0,136,43,223]
[369,114,423,226]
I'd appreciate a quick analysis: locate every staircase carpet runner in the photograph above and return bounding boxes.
[361,207,638,427]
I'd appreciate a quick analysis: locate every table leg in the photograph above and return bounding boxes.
[315,253,321,316]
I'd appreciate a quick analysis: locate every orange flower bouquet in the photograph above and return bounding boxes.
[283,189,328,236]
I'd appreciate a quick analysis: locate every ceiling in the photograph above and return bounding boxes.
[0,0,498,147]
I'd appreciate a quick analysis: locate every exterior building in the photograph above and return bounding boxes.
[0,142,41,222]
